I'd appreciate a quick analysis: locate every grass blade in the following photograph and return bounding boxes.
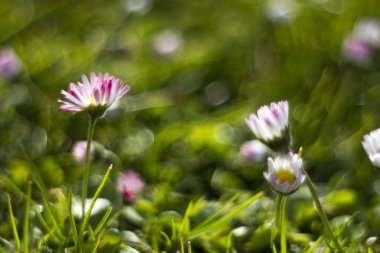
[188,192,264,238]
[180,201,193,237]
[0,176,25,196]
[90,234,102,253]
[79,165,112,240]
[160,231,172,248]
[68,189,78,244]
[0,236,14,252]
[34,204,52,233]
[305,236,323,253]
[34,178,64,240]
[195,193,240,229]
[89,206,112,240]
[38,227,57,252]
[23,182,32,253]
[7,195,20,252]
[187,241,192,253]
[180,237,185,253]
[226,231,233,253]
[171,218,177,240]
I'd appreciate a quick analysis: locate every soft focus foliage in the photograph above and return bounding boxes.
[1,0,380,252]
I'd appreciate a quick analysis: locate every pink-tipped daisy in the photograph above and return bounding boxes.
[59,72,131,118]
[117,170,145,202]
[264,153,305,195]
[245,101,289,146]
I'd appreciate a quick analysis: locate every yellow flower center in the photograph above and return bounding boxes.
[274,170,296,184]
[90,95,96,104]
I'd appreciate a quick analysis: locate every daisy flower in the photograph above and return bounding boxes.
[264,153,305,195]
[245,101,289,147]
[59,72,131,118]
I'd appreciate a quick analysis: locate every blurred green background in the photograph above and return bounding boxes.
[2,0,380,252]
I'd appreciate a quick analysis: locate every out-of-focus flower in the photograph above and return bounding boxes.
[240,140,270,162]
[117,170,145,202]
[245,101,289,147]
[342,36,373,66]
[264,153,305,195]
[362,128,380,168]
[59,72,131,118]
[72,141,94,164]
[366,236,378,247]
[353,18,380,48]
[265,0,298,23]
[153,30,183,56]
[72,197,110,218]
[342,17,380,67]
[0,48,22,80]
[123,0,153,14]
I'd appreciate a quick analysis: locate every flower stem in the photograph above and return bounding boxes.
[280,195,288,253]
[82,115,97,219]
[302,168,344,253]
[271,194,282,253]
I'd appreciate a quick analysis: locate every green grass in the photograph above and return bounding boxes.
[1,0,380,252]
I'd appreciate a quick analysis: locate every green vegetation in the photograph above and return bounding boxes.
[1,0,380,252]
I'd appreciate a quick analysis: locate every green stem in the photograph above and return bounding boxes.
[187,241,192,253]
[82,115,97,219]
[280,196,288,253]
[302,168,344,253]
[181,237,185,253]
[271,194,282,253]
[275,195,282,231]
